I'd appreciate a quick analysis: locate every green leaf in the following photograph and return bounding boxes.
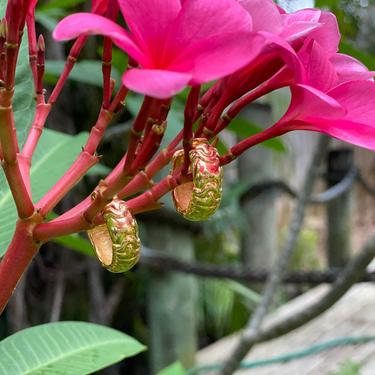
[157,362,188,375]
[216,137,228,155]
[0,321,146,374]
[0,129,89,256]
[35,11,62,32]
[315,0,340,8]
[87,163,111,176]
[226,117,286,153]
[226,280,261,306]
[52,234,95,257]
[38,0,86,11]
[45,60,121,88]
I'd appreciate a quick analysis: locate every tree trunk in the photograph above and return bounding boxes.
[238,104,277,269]
[145,223,198,373]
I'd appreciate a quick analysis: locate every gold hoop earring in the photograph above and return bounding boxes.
[88,198,141,273]
[172,138,223,221]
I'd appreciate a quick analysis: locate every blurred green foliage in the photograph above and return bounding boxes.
[317,0,375,69]
[328,360,362,375]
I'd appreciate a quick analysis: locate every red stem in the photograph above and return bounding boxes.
[43,129,183,227]
[182,85,200,174]
[122,96,154,175]
[48,36,87,105]
[0,88,34,217]
[130,100,171,173]
[220,124,286,165]
[36,34,45,95]
[33,171,191,241]
[22,102,51,159]
[102,37,112,109]
[26,12,38,89]
[0,219,41,315]
[213,81,278,136]
[36,108,113,216]
[109,84,129,112]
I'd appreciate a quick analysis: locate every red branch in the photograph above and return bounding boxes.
[0,217,41,314]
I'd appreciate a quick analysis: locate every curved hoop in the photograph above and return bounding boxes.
[88,198,141,273]
[172,138,223,221]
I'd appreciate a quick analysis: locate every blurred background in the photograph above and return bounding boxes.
[0,0,374,374]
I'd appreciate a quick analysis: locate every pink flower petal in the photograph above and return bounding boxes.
[122,68,192,98]
[298,41,338,92]
[167,0,252,55]
[331,54,375,83]
[328,80,375,123]
[237,0,283,34]
[223,32,305,101]
[117,0,181,65]
[280,9,340,52]
[280,84,345,125]
[260,32,305,82]
[170,33,265,84]
[279,82,375,151]
[280,9,322,42]
[307,11,340,55]
[284,9,322,24]
[298,118,375,151]
[53,13,147,65]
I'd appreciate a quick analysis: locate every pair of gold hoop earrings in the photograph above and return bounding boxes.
[88,138,222,273]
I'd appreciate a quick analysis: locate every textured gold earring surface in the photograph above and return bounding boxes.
[87,198,141,273]
[172,138,223,221]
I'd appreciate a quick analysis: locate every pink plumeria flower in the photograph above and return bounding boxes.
[280,9,340,50]
[217,3,338,104]
[261,21,375,151]
[274,80,375,150]
[297,39,375,92]
[53,0,264,99]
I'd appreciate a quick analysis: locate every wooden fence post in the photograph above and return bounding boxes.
[145,223,198,373]
[238,104,278,269]
[326,148,354,267]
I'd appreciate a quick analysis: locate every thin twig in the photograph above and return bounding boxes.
[219,135,330,374]
[140,246,375,285]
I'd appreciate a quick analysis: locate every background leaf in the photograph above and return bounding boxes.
[339,40,375,70]
[44,60,121,88]
[226,118,286,153]
[52,233,94,257]
[0,321,145,374]
[0,129,89,256]
[156,362,188,375]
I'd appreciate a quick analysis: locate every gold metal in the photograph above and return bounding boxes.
[172,138,223,221]
[87,198,141,273]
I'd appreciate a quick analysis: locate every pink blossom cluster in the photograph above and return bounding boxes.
[54,0,375,151]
